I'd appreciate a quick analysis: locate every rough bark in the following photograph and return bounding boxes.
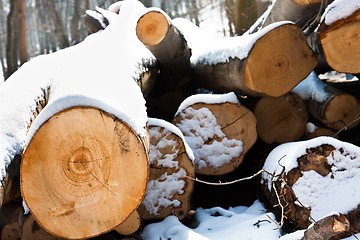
[234,0,257,35]
[254,92,308,144]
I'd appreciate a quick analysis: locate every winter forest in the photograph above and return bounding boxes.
[1,0,360,240]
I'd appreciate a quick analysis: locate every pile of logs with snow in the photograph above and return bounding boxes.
[1,0,360,239]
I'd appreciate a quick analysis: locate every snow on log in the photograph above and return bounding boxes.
[172,92,257,175]
[307,0,360,74]
[173,19,317,97]
[138,118,195,220]
[304,122,337,140]
[4,0,157,239]
[253,92,308,144]
[293,72,360,131]
[260,136,360,231]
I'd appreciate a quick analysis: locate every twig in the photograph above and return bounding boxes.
[303,0,328,36]
[332,112,360,138]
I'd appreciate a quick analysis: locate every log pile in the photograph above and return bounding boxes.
[0,0,360,239]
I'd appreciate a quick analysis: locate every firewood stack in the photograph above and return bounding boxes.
[0,0,360,239]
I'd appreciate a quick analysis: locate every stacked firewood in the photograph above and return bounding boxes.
[0,0,360,239]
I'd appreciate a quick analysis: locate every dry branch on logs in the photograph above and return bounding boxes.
[253,92,308,144]
[138,118,195,220]
[173,93,257,175]
[261,137,360,232]
[174,19,317,97]
[293,72,360,131]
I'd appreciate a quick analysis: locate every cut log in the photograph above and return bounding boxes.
[136,9,193,120]
[301,213,350,240]
[0,202,23,240]
[253,92,308,144]
[173,92,257,175]
[21,107,149,239]
[138,118,195,220]
[293,72,360,131]
[173,19,317,97]
[308,5,360,74]
[261,136,360,231]
[21,214,61,240]
[113,210,141,236]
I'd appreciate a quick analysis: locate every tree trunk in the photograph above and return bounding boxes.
[5,0,18,79]
[174,19,317,97]
[234,0,257,35]
[138,118,195,220]
[173,92,257,175]
[253,92,308,144]
[17,0,28,65]
[293,72,360,131]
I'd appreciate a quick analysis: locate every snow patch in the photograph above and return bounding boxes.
[321,0,360,26]
[292,71,329,102]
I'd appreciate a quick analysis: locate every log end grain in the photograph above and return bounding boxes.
[136,11,169,47]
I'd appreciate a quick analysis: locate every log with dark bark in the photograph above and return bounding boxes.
[253,92,308,144]
[173,93,257,175]
[174,19,317,97]
[293,72,360,131]
[138,119,195,220]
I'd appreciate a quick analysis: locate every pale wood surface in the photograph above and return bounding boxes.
[113,210,141,236]
[21,107,149,239]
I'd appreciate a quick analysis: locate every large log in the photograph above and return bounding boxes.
[307,2,360,74]
[173,92,257,175]
[253,92,308,144]
[292,72,360,131]
[138,118,195,220]
[0,0,156,239]
[173,19,317,97]
[260,136,360,232]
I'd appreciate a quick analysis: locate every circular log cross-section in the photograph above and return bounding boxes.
[244,24,317,97]
[136,11,169,47]
[319,9,360,74]
[21,107,149,239]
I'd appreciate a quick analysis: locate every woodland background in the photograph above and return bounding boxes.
[0,0,271,81]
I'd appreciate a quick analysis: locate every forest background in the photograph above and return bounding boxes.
[0,0,271,82]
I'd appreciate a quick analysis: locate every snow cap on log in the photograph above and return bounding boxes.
[320,0,360,26]
[173,92,257,175]
[261,136,360,228]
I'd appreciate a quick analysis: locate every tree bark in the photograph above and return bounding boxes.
[234,0,258,35]
[17,0,28,65]
[253,92,308,144]
[5,0,18,79]
[173,93,257,175]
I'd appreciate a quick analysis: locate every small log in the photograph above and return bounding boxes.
[113,210,141,236]
[21,214,61,240]
[21,107,149,239]
[138,118,195,220]
[293,72,360,131]
[253,92,308,144]
[307,4,360,74]
[173,92,257,175]
[301,213,350,240]
[173,19,317,97]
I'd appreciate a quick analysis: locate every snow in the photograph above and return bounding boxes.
[292,71,328,102]
[0,0,156,181]
[141,200,281,240]
[174,93,244,170]
[321,0,360,26]
[142,118,194,215]
[173,18,293,65]
[306,122,318,133]
[262,136,360,221]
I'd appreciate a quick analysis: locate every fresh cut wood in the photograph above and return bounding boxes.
[254,92,308,144]
[173,19,317,97]
[173,92,257,175]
